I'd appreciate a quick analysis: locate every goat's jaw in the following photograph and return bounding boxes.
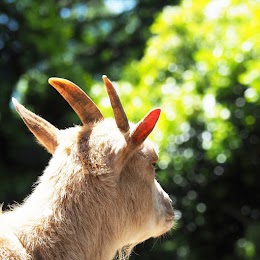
[130,211,174,243]
[156,218,175,238]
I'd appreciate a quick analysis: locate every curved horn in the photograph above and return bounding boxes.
[48,78,103,125]
[102,75,129,132]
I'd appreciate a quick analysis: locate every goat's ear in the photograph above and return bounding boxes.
[12,98,59,154]
[130,108,161,147]
[113,109,161,174]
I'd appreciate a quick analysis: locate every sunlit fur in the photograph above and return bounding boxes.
[0,114,174,259]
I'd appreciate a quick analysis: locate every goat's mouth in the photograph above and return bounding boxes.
[164,208,175,231]
[153,215,174,238]
[165,207,175,223]
[165,215,174,228]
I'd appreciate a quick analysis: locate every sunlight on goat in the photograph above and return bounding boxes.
[0,76,174,260]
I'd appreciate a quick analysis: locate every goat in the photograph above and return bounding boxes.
[0,76,174,260]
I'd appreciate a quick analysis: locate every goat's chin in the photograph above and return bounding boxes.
[152,218,174,238]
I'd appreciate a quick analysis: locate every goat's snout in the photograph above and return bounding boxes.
[155,181,174,222]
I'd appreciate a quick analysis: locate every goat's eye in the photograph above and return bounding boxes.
[152,162,158,170]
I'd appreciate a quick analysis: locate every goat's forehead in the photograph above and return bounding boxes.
[93,118,121,135]
[58,126,81,143]
[93,120,159,152]
[141,139,159,161]
[57,120,159,157]
[58,119,120,138]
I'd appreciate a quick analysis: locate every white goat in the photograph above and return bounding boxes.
[0,76,174,260]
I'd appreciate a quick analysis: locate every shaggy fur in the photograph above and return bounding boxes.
[0,77,174,260]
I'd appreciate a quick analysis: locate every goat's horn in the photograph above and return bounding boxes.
[12,98,59,154]
[48,78,104,125]
[102,75,130,132]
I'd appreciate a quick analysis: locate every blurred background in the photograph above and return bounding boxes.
[1,0,260,259]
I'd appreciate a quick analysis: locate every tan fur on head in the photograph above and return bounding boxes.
[1,76,174,260]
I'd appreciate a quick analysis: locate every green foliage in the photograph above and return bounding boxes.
[123,0,260,164]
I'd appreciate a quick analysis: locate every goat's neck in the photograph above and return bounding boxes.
[9,150,123,260]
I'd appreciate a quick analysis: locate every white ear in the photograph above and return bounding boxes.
[12,98,59,154]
